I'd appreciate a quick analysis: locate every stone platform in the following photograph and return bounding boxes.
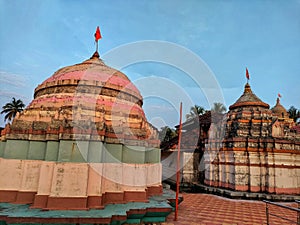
[193,183,300,201]
[164,180,300,202]
[0,189,179,225]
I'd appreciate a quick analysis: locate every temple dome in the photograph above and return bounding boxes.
[34,52,142,104]
[271,98,289,118]
[229,83,269,110]
[6,52,158,146]
[0,49,163,213]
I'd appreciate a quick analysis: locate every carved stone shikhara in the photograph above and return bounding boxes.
[163,82,299,196]
[205,83,300,195]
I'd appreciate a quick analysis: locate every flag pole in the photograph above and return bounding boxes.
[94,26,101,53]
[246,67,250,83]
[174,102,182,221]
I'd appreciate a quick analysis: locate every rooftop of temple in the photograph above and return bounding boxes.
[272,97,289,119]
[229,82,270,110]
[3,47,158,147]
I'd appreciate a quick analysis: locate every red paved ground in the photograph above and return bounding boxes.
[162,193,298,225]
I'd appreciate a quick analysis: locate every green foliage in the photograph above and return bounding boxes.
[211,102,227,114]
[186,105,205,119]
[288,106,300,122]
[1,97,25,123]
[159,126,177,143]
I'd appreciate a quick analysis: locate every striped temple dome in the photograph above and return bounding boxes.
[4,51,158,147]
[0,51,163,212]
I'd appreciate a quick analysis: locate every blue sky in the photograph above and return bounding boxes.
[0,0,299,128]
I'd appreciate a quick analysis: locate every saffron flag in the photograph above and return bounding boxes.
[246,68,250,80]
[278,93,282,98]
[94,26,102,42]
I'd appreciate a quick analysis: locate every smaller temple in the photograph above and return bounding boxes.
[162,76,300,199]
[206,82,299,195]
[271,97,295,138]
[206,82,300,196]
[272,97,290,119]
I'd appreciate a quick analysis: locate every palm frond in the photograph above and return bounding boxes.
[1,97,25,122]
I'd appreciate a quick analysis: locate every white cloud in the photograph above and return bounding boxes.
[0,91,29,101]
[0,71,28,88]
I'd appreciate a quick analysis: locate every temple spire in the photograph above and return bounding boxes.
[276,93,282,104]
[244,82,252,93]
[276,97,280,105]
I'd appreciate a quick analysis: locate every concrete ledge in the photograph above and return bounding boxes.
[0,189,174,225]
[163,180,300,202]
[193,183,300,202]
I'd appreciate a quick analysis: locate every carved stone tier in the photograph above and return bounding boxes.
[1,53,158,147]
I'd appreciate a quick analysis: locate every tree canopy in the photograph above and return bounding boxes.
[159,126,177,143]
[186,105,205,119]
[211,102,227,114]
[1,97,25,123]
[288,106,300,122]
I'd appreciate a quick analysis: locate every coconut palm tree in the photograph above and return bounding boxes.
[1,97,25,122]
[186,105,205,119]
[211,102,227,114]
[288,106,300,122]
